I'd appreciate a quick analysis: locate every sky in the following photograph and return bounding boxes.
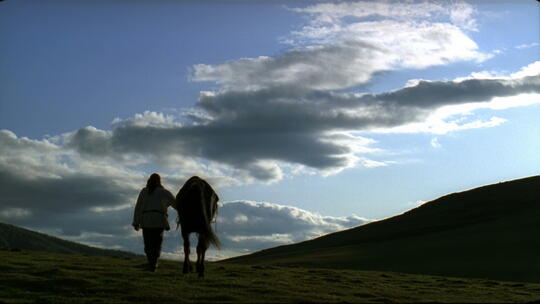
[0,0,539,260]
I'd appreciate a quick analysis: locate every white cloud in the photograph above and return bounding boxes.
[211,200,371,257]
[192,41,386,90]
[227,234,294,244]
[377,112,509,135]
[289,1,477,30]
[192,1,490,91]
[0,207,32,218]
[516,42,540,50]
[449,1,478,31]
[359,158,391,168]
[511,61,540,79]
[112,111,181,128]
[454,61,540,82]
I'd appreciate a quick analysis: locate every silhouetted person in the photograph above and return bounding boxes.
[132,173,176,272]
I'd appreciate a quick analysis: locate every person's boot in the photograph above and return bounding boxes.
[152,259,159,272]
[146,255,153,271]
[145,253,155,272]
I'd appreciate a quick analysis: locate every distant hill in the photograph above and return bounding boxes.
[0,222,137,258]
[224,176,540,283]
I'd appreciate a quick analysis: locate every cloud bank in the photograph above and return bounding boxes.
[0,130,369,258]
[62,72,540,182]
[217,200,369,249]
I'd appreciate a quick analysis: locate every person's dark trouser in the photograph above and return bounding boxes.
[142,228,164,268]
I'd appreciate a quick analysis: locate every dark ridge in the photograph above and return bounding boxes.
[0,222,138,258]
[223,175,540,283]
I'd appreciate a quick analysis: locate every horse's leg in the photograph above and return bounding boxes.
[200,245,207,278]
[196,235,207,278]
[182,232,192,274]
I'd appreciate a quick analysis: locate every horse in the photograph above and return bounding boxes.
[175,176,220,277]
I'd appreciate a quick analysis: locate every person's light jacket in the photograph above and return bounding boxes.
[132,187,176,230]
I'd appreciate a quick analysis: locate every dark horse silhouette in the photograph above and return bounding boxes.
[175,176,220,277]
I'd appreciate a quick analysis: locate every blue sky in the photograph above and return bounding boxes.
[0,0,539,259]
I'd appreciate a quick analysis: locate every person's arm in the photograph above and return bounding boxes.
[166,189,178,210]
[132,189,144,231]
[159,189,176,231]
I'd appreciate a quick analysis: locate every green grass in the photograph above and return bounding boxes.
[1,250,540,303]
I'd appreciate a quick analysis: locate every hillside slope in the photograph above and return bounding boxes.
[0,222,137,258]
[224,176,540,283]
[2,250,540,303]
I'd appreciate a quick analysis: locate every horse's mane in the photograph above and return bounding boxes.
[177,176,218,201]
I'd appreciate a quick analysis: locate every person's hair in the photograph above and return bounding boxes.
[146,173,163,194]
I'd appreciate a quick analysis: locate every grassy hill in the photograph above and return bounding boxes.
[1,250,540,303]
[224,176,540,283]
[0,222,137,259]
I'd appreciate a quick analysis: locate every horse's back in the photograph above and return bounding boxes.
[176,177,217,233]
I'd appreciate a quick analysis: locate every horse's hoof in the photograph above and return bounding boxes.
[183,263,192,274]
[196,264,205,278]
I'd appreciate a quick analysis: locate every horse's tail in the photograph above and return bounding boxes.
[203,223,221,249]
[202,189,221,248]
